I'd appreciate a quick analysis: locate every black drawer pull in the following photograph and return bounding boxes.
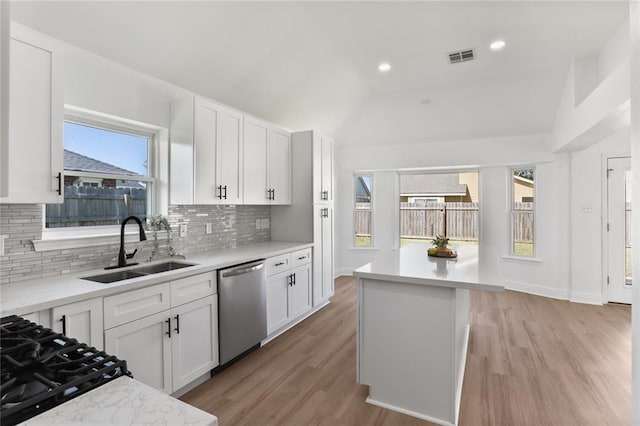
[166,317,171,338]
[60,315,66,335]
[275,261,285,266]
[174,314,180,334]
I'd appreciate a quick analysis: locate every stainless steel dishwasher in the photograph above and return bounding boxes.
[218,259,267,365]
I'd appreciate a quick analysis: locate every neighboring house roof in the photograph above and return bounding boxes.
[400,174,467,196]
[64,149,139,175]
[355,176,371,201]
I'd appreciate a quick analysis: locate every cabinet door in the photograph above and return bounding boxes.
[193,97,220,204]
[269,127,291,205]
[313,205,334,306]
[1,24,63,204]
[320,136,334,203]
[243,116,269,204]
[171,295,218,391]
[105,310,173,394]
[217,107,244,204]
[267,271,290,334]
[290,265,312,320]
[52,297,103,350]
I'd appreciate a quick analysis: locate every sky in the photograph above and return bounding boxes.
[64,122,148,175]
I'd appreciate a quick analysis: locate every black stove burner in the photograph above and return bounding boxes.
[0,315,131,425]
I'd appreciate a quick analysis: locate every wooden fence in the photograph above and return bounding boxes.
[45,186,147,227]
[355,202,536,243]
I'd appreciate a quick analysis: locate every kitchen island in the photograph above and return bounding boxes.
[354,244,503,426]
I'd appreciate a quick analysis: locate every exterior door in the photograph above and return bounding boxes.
[607,157,632,304]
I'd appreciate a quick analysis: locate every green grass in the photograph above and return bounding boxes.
[355,236,372,247]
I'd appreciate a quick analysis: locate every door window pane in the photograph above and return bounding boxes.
[511,169,534,256]
[354,175,372,247]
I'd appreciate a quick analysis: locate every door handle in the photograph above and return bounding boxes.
[217,185,223,200]
[223,185,228,200]
[292,273,296,286]
[174,314,180,334]
[321,208,329,218]
[56,172,62,195]
[60,315,66,335]
[272,188,275,201]
[287,274,292,286]
[165,317,171,338]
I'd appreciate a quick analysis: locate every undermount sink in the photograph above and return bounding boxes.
[81,261,197,284]
[82,270,148,284]
[133,261,196,274]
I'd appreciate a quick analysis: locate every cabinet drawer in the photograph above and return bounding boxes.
[291,248,312,268]
[104,283,171,329]
[266,253,291,276]
[171,272,217,307]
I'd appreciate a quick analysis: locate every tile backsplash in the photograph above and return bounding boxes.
[0,204,270,285]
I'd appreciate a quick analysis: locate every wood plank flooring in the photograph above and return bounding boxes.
[180,277,631,425]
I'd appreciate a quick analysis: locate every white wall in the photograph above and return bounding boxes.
[63,42,187,128]
[569,128,630,304]
[335,135,572,301]
[549,18,630,153]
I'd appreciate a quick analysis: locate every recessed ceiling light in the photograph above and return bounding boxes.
[378,62,391,72]
[490,40,506,51]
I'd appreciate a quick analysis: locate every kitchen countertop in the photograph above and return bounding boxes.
[18,376,217,426]
[1,241,313,316]
[354,243,504,292]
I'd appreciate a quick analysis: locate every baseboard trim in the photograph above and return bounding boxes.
[335,268,354,277]
[505,279,570,301]
[569,292,604,305]
[365,397,454,426]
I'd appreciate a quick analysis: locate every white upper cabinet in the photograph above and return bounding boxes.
[170,96,243,205]
[312,134,334,205]
[269,126,292,205]
[243,119,291,205]
[243,116,269,204]
[1,23,63,204]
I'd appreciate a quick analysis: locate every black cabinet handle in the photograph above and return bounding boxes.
[293,273,296,286]
[223,185,228,200]
[56,172,62,195]
[174,314,180,334]
[60,315,66,335]
[297,256,306,260]
[165,317,171,338]
[275,261,285,266]
[272,188,275,201]
[287,274,291,286]
[217,185,223,200]
[321,208,329,218]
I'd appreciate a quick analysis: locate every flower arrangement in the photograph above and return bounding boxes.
[428,235,456,258]
[431,235,449,249]
[147,214,182,261]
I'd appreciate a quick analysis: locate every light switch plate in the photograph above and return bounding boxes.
[179,224,187,237]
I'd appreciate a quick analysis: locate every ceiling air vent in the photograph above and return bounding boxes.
[448,48,476,64]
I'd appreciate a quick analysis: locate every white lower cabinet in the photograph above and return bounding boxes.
[103,272,218,394]
[171,294,218,390]
[266,249,312,335]
[51,297,104,350]
[104,310,173,394]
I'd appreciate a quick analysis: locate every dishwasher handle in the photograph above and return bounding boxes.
[222,260,265,278]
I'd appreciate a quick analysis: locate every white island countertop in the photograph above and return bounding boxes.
[354,243,504,292]
[19,376,217,426]
[1,241,312,316]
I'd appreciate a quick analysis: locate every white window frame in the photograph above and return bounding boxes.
[353,173,374,248]
[509,167,536,258]
[35,107,164,251]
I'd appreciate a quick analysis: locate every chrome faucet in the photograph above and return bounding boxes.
[107,215,147,269]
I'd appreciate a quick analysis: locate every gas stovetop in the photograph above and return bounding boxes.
[0,315,130,425]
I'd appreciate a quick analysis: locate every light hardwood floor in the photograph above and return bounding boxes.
[180,276,631,425]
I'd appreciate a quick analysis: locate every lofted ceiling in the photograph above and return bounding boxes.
[9,1,629,146]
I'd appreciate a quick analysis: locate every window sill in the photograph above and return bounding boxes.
[501,255,543,263]
[349,246,380,251]
[33,230,166,252]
